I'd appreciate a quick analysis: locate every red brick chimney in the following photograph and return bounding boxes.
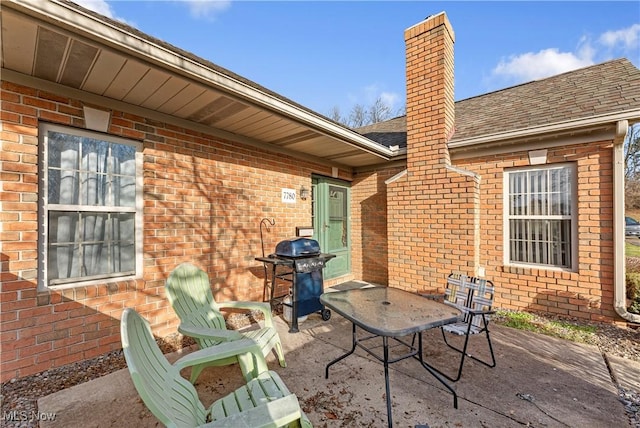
[405,12,455,171]
[387,12,479,292]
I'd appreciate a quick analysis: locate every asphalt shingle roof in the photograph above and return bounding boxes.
[358,59,640,148]
[355,116,407,148]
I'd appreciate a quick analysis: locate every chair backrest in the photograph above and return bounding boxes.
[445,273,495,328]
[121,308,207,427]
[166,263,227,347]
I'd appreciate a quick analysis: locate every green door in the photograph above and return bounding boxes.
[312,177,350,279]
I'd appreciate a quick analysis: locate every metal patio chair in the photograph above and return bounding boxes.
[121,308,311,428]
[419,272,496,382]
[165,262,286,383]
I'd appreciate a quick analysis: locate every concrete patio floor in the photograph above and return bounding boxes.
[39,288,639,427]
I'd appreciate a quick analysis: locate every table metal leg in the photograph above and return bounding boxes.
[382,336,393,428]
[325,323,357,379]
[417,332,458,408]
[324,325,457,426]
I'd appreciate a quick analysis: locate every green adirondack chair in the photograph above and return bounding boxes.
[166,262,286,383]
[121,308,312,428]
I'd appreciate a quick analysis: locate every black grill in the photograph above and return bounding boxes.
[268,238,334,332]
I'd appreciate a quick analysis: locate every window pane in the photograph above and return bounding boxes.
[509,173,522,215]
[48,133,80,205]
[48,133,79,169]
[48,133,138,208]
[47,168,62,204]
[551,192,562,216]
[48,211,81,281]
[116,176,136,207]
[44,127,139,286]
[509,219,571,266]
[81,139,108,173]
[82,213,107,276]
[113,144,136,176]
[116,214,136,272]
[507,166,573,268]
[80,139,109,206]
[80,172,107,206]
[47,211,136,282]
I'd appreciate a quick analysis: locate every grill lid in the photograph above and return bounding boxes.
[275,238,321,258]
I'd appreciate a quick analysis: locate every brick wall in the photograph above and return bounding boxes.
[389,12,617,322]
[351,166,405,285]
[0,80,358,381]
[453,142,616,321]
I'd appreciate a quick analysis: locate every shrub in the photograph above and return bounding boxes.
[627,273,640,300]
[625,256,640,273]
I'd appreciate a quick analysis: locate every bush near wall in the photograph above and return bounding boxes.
[625,258,640,314]
[626,210,640,314]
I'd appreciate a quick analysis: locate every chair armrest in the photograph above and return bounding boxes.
[173,338,263,372]
[178,324,244,341]
[217,301,275,328]
[202,394,303,428]
[468,309,495,316]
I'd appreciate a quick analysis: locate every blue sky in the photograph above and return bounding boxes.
[78,1,639,119]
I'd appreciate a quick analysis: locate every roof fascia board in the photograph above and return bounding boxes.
[3,68,356,171]
[450,128,615,161]
[449,110,640,150]
[354,158,408,174]
[389,148,408,161]
[7,0,394,161]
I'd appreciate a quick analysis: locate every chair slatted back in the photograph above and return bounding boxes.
[445,273,495,330]
[121,308,207,427]
[444,273,471,307]
[431,273,498,381]
[166,263,227,347]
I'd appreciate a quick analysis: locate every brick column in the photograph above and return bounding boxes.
[405,13,455,172]
[387,13,479,292]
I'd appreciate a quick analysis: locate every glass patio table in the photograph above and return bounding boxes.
[320,287,461,428]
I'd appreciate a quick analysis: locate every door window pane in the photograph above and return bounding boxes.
[328,186,347,249]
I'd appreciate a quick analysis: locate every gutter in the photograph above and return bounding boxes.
[449,111,640,150]
[7,0,394,161]
[613,120,640,323]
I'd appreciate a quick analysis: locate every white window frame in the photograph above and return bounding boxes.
[38,123,143,290]
[503,163,578,271]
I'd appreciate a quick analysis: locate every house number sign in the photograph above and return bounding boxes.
[282,188,296,204]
